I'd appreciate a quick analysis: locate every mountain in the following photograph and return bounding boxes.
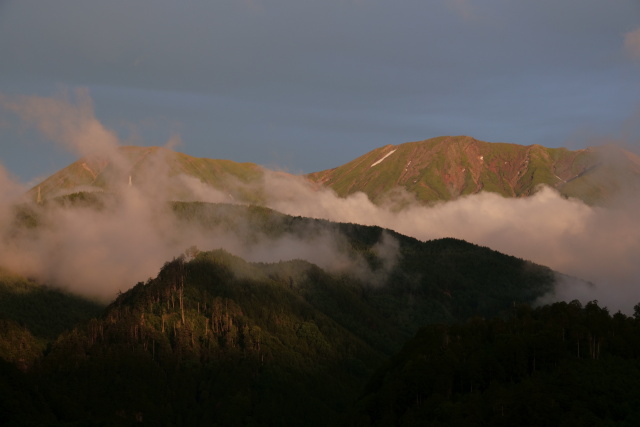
[28,145,265,203]
[28,137,640,207]
[307,135,640,205]
[0,200,559,425]
[4,136,636,424]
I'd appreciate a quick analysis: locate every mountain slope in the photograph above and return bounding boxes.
[29,137,640,206]
[170,201,559,322]
[28,145,265,203]
[307,136,640,205]
[0,200,560,425]
[5,241,555,426]
[351,301,640,426]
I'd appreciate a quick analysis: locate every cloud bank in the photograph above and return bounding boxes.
[0,91,400,300]
[262,176,640,312]
[1,91,639,314]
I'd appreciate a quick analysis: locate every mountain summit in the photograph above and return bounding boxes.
[29,145,265,202]
[307,136,640,205]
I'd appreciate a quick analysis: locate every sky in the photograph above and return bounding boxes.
[1,0,640,184]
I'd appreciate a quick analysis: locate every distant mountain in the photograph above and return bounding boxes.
[29,137,640,206]
[307,136,640,205]
[28,145,265,202]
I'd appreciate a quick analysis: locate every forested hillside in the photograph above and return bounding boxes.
[0,205,558,425]
[351,301,640,426]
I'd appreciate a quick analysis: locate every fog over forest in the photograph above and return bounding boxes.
[1,91,639,313]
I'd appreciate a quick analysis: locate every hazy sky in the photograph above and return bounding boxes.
[1,0,639,183]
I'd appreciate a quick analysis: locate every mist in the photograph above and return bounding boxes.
[262,174,640,313]
[0,90,399,300]
[1,91,639,313]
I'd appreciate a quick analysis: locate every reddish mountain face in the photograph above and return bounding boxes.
[28,137,640,207]
[306,136,640,205]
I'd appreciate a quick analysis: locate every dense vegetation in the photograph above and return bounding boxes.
[351,301,640,426]
[0,223,557,425]
[0,198,578,425]
[170,202,555,325]
[0,270,103,342]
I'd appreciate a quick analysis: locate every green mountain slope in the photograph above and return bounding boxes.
[170,202,556,325]
[29,137,640,207]
[307,136,640,205]
[28,145,265,202]
[0,268,104,366]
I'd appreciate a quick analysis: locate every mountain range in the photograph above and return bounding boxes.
[29,135,640,206]
[2,135,639,425]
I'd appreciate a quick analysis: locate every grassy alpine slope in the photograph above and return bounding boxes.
[26,136,640,207]
[28,145,265,203]
[307,135,640,205]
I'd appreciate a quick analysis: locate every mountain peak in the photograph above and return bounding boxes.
[307,136,640,205]
[28,146,264,202]
[28,137,640,206]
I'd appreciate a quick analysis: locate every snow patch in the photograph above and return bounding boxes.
[370,150,397,167]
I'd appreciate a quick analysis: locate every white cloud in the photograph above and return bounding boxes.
[1,90,639,315]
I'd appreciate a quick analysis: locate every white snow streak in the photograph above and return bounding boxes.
[370,149,397,167]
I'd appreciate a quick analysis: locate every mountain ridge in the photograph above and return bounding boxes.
[27,136,640,206]
[0,224,558,425]
[29,145,265,202]
[306,135,640,204]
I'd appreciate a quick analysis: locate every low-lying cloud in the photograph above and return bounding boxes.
[0,90,398,300]
[261,173,640,313]
[1,90,639,313]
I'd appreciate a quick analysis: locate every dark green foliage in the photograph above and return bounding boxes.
[0,238,556,426]
[0,318,42,367]
[0,271,104,341]
[0,201,558,425]
[170,201,555,330]
[351,300,640,426]
[10,252,387,426]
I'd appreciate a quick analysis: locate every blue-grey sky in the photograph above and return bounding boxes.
[1,0,639,184]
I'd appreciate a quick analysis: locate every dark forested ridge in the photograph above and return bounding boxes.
[0,198,561,426]
[351,300,640,426]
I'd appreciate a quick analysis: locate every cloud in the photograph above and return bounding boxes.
[1,88,120,157]
[0,91,399,300]
[1,88,132,188]
[1,90,638,315]
[624,28,640,59]
[258,173,640,313]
